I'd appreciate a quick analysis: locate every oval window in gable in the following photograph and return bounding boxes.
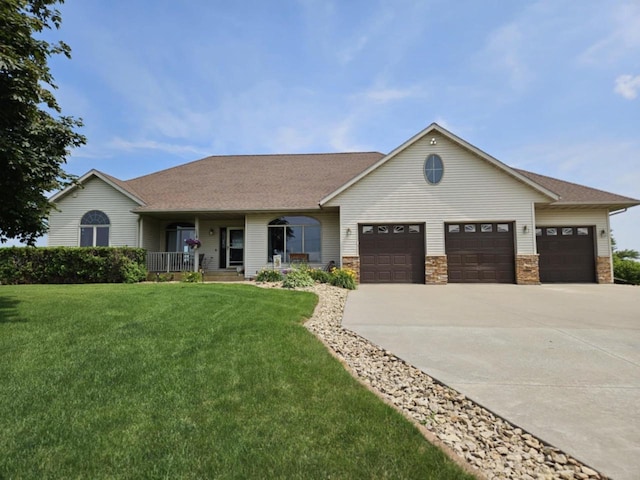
[424,154,444,185]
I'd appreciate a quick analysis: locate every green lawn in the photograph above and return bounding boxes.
[0,283,474,479]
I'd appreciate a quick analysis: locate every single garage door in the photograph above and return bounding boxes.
[359,223,425,283]
[445,222,515,283]
[537,226,596,283]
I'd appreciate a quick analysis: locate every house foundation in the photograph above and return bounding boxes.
[425,256,448,284]
[516,254,540,285]
[596,256,613,284]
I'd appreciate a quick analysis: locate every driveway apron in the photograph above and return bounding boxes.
[343,284,640,480]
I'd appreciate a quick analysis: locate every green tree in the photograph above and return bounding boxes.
[611,235,640,285]
[0,0,85,245]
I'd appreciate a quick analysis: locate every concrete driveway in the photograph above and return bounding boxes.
[343,284,640,480]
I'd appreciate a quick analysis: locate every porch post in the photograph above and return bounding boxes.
[194,216,200,272]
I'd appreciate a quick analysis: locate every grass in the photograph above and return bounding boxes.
[0,283,474,479]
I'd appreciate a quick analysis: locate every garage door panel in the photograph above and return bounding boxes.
[377,255,391,266]
[446,222,515,284]
[361,255,376,266]
[359,223,425,284]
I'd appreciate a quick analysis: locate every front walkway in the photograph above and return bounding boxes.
[342,284,640,480]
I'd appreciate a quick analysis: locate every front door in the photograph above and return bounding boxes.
[227,228,244,267]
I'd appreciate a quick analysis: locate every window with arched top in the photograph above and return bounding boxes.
[79,210,110,247]
[268,216,321,263]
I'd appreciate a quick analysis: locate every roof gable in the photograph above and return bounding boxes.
[321,123,559,205]
[49,169,146,205]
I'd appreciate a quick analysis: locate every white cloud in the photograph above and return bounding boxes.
[358,85,423,104]
[478,22,533,93]
[614,74,640,99]
[580,2,640,65]
[109,138,211,157]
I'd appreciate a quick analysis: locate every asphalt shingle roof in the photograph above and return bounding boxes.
[90,151,638,212]
[124,152,385,211]
[514,169,639,207]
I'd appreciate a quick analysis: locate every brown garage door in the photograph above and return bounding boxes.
[537,226,596,283]
[359,223,425,283]
[445,222,515,283]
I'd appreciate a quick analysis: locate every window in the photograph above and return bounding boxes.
[497,224,510,232]
[377,226,389,234]
[79,210,110,247]
[481,224,493,232]
[464,224,476,233]
[577,227,589,236]
[393,225,405,234]
[268,216,321,263]
[362,226,374,234]
[448,224,460,233]
[409,225,421,233]
[424,154,444,184]
[546,228,557,236]
[166,223,195,252]
[562,228,573,235]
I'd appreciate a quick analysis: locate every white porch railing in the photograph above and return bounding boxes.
[147,252,198,272]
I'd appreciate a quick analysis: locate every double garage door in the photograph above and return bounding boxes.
[359,222,596,284]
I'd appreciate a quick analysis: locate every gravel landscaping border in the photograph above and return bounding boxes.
[298,283,609,480]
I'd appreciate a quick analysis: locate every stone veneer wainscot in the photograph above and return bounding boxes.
[425,256,448,284]
[342,256,361,284]
[596,256,613,284]
[516,254,540,285]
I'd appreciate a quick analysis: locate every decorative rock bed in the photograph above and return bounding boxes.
[298,283,608,480]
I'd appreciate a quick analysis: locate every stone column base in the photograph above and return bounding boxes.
[596,256,613,284]
[516,254,540,285]
[425,256,448,284]
[342,256,360,284]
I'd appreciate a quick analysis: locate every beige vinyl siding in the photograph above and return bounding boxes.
[326,133,550,257]
[48,177,139,247]
[534,208,611,257]
[245,211,339,278]
[140,217,162,251]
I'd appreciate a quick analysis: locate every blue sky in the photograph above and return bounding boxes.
[29,0,640,250]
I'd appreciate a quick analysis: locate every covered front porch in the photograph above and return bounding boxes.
[139,213,246,276]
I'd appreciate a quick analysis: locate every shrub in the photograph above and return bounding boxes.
[308,268,331,284]
[256,269,284,282]
[330,267,357,290]
[613,257,640,285]
[182,271,203,283]
[282,269,315,289]
[0,247,147,284]
[154,273,174,282]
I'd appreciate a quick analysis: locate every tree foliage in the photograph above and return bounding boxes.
[0,0,86,245]
[611,235,640,285]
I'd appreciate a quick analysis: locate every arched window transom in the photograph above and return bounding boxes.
[268,216,321,263]
[80,210,110,247]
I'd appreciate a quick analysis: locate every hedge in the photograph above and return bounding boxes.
[0,247,147,284]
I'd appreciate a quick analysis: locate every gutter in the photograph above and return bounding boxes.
[609,208,628,216]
